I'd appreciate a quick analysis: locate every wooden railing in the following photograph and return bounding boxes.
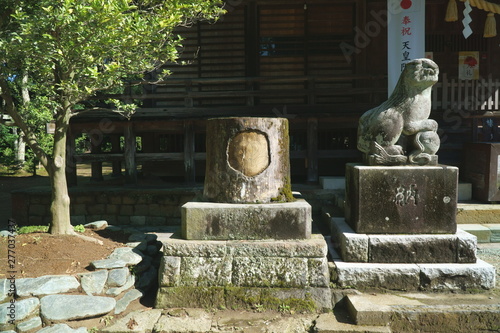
[432,73,500,113]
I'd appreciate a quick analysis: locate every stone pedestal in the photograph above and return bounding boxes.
[345,163,458,234]
[155,233,332,311]
[182,200,311,240]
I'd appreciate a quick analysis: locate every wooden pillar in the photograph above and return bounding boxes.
[307,118,318,183]
[111,134,122,177]
[184,120,196,184]
[66,128,77,187]
[90,132,103,181]
[124,122,137,184]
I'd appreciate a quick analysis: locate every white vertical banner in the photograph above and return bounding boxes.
[387,0,426,95]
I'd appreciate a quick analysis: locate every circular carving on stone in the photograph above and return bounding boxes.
[227,131,270,177]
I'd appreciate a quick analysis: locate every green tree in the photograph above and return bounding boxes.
[0,0,224,235]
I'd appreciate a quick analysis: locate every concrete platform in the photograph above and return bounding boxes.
[330,218,477,263]
[181,200,312,240]
[457,202,500,224]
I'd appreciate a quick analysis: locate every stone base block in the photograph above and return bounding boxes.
[156,233,330,311]
[330,218,477,263]
[345,164,458,234]
[155,286,332,312]
[181,200,312,240]
[331,255,496,291]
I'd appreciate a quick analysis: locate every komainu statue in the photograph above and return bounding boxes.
[357,58,440,166]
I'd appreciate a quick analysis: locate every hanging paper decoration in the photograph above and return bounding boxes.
[446,0,459,22]
[463,0,473,38]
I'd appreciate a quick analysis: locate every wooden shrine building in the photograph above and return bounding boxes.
[69,0,500,186]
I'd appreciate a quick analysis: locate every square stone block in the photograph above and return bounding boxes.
[345,164,458,234]
[182,200,311,240]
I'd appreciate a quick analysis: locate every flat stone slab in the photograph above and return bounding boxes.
[40,295,115,321]
[0,297,39,325]
[101,309,162,333]
[181,200,312,240]
[330,218,477,263]
[37,324,87,332]
[331,258,496,290]
[347,292,500,331]
[16,275,80,297]
[345,164,458,234]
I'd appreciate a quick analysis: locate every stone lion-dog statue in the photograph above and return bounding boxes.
[357,58,440,166]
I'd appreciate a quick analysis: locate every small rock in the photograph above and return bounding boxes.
[0,230,16,237]
[79,270,108,295]
[37,323,88,332]
[40,295,115,321]
[17,316,42,332]
[84,220,108,230]
[146,244,159,256]
[126,241,148,252]
[108,247,143,266]
[101,309,162,333]
[134,256,152,274]
[136,266,158,291]
[16,275,80,297]
[106,275,135,297]
[154,308,212,332]
[0,297,39,325]
[90,259,127,270]
[107,267,130,288]
[0,279,9,302]
[114,289,144,315]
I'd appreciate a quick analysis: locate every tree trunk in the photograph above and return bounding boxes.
[203,117,292,203]
[48,108,74,235]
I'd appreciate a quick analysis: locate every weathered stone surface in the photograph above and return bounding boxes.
[90,258,127,270]
[419,259,496,290]
[0,279,9,302]
[101,309,162,333]
[106,275,135,296]
[79,270,108,295]
[457,229,477,263]
[16,275,80,296]
[17,316,42,332]
[107,267,129,287]
[333,261,421,290]
[126,241,148,252]
[228,234,327,258]
[162,237,228,257]
[108,247,143,265]
[40,295,115,321]
[159,256,181,287]
[114,289,143,315]
[308,258,330,288]
[314,312,391,333]
[232,257,308,287]
[459,224,492,243]
[345,164,458,234]
[37,323,87,332]
[369,234,458,263]
[136,266,158,290]
[84,220,108,229]
[179,257,232,287]
[335,219,369,263]
[182,200,311,240]
[153,308,212,333]
[0,297,39,324]
[203,117,291,204]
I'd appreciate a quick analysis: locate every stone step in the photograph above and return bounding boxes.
[314,311,391,333]
[346,292,500,332]
[459,223,500,243]
[457,203,500,225]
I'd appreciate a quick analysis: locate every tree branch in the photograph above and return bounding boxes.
[0,79,51,171]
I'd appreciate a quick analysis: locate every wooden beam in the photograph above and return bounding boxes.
[124,122,137,184]
[184,120,196,183]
